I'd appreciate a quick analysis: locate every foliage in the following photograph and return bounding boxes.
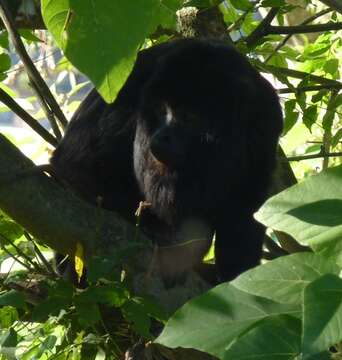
[41,0,183,103]
[0,0,341,359]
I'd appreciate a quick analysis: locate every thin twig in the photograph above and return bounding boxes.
[0,88,58,147]
[0,239,32,271]
[318,0,342,14]
[0,0,68,133]
[0,233,41,272]
[24,232,56,275]
[265,8,334,63]
[28,80,62,141]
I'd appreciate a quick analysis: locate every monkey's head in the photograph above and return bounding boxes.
[132,41,253,225]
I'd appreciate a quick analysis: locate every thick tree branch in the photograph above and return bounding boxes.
[0,134,131,259]
[0,88,58,147]
[0,134,211,312]
[0,0,68,134]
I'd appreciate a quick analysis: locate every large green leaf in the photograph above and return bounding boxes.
[232,252,340,305]
[302,274,342,358]
[223,315,301,360]
[41,0,181,103]
[256,165,342,257]
[156,283,299,359]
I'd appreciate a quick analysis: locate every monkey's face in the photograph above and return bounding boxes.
[148,104,196,168]
[139,102,218,171]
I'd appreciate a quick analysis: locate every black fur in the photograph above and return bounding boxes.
[51,39,283,282]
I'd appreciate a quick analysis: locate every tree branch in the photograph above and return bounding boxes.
[245,7,280,47]
[265,8,334,63]
[277,84,342,94]
[0,0,68,134]
[0,134,138,260]
[0,134,211,312]
[268,22,342,34]
[0,88,58,147]
[287,151,342,161]
[260,62,341,86]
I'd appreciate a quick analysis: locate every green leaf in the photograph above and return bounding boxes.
[224,315,301,359]
[0,329,17,348]
[230,0,252,11]
[232,252,339,305]
[332,128,342,148]
[302,274,342,358]
[0,31,9,50]
[32,297,71,322]
[76,283,128,307]
[277,13,284,26]
[0,306,19,328]
[75,298,101,327]
[35,335,58,358]
[156,283,299,359]
[301,42,331,60]
[87,256,119,283]
[283,111,299,135]
[0,217,23,241]
[281,45,300,61]
[267,53,288,68]
[0,290,25,309]
[296,90,307,112]
[323,58,339,77]
[0,53,11,73]
[302,105,317,130]
[305,144,321,154]
[220,2,239,23]
[283,99,299,135]
[333,94,342,108]
[255,165,342,257]
[48,279,74,299]
[131,296,168,323]
[122,298,152,339]
[18,30,43,43]
[41,0,181,103]
[311,90,327,103]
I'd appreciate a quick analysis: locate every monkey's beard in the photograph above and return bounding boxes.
[135,149,180,225]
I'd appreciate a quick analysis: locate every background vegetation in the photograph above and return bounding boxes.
[0,0,341,359]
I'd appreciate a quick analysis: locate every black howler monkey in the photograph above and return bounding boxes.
[51,38,283,283]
